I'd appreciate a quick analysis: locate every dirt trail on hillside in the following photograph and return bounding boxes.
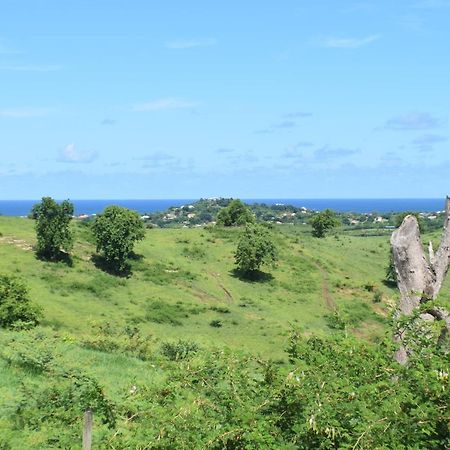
[211,272,234,302]
[0,236,33,251]
[312,261,337,311]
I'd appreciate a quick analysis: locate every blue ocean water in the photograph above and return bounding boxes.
[0,198,446,217]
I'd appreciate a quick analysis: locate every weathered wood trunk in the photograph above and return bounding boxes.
[391,196,450,364]
[83,409,93,450]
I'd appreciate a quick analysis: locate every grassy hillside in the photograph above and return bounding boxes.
[0,217,401,354]
[0,216,448,448]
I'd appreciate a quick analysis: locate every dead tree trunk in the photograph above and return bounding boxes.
[390,196,450,364]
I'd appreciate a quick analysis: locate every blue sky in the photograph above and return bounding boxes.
[1,0,449,199]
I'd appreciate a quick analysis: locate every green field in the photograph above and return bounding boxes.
[0,217,448,448]
[0,217,400,353]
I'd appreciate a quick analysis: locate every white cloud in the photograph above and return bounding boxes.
[133,97,198,112]
[384,112,442,130]
[165,38,217,49]
[318,34,381,48]
[0,107,55,118]
[58,144,98,163]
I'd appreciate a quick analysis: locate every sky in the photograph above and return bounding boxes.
[0,0,449,199]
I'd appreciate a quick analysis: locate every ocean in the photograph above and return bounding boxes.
[0,198,446,217]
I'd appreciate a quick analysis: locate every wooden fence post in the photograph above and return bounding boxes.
[83,409,93,450]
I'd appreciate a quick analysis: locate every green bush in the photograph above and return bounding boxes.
[161,340,199,361]
[0,274,41,329]
[81,322,154,361]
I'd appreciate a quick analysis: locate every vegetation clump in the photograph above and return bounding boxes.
[160,339,199,360]
[33,197,74,260]
[217,199,255,226]
[0,274,41,329]
[310,208,340,238]
[234,224,278,276]
[92,205,145,273]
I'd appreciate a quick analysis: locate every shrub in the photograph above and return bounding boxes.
[0,274,41,329]
[373,290,383,303]
[161,340,199,361]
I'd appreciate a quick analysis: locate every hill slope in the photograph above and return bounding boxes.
[1,217,449,448]
[0,217,402,354]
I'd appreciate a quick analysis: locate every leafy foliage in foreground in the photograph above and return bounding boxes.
[0,327,447,449]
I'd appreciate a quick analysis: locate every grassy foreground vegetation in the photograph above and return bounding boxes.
[0,216,448,448]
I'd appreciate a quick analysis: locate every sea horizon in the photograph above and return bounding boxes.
[0,198,447,217]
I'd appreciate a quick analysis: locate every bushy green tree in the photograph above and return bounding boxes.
[0,275,41,329]
[217,199,255,226]
[33,197,74,259]
[310,208,339,237]
[92,206,145,273]
[235,224,278,274]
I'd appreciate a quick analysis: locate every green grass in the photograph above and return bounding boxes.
[1,217,449,447]
[0,217,416,355]
[3,217,449,353]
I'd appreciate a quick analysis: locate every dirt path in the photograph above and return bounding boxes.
[312,261,337,311]
[211,272,234,302]
[0,235,33,251]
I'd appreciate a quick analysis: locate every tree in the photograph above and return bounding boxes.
[390,198,450,364]
[217,199,255,226]
[310,209,339,238]
[390,199,450,363]
[234,224,278,275]
[92,206,145,273]
[0,274,41,329]
[33,197,74,260]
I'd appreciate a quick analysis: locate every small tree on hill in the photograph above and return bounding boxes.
[217,199,255,226]
[92,206,145,273]
[310,209,339,238]
[235,224,278,276]
[0,274,41,329]
[33,197,74,260]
